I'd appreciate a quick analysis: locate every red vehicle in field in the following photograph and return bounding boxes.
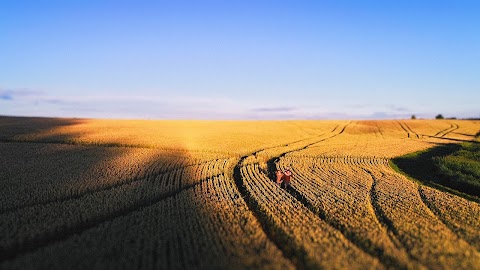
[275,168,292,189]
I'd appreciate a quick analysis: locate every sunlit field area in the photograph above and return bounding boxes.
[0,116,479,269]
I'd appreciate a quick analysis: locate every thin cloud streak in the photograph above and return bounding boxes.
[252,107,296,113]
[0,89,247,119]
[0,88,476,120]
[0,94,12,101]
[0,90,235,109]
[0,88,45,101]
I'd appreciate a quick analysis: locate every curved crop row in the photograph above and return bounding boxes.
[1,174,293,269]
[239,162,382,269]
[244,122,352,167]
[277,156,420,269]
[0,142,229,213]
[276,154,480,269]
[368,164,480,269]
[419,185,480,250]
[0,157,235,261]
[433,123,458,137]
[2,118,479,269]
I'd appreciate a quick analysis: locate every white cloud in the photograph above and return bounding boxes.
[0,89,249,119]
[0,88,45,100]
[1,88,477,120]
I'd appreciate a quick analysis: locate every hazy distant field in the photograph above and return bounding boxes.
[0,116,479,269]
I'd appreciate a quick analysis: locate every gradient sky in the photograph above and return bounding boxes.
[1,0,479,119]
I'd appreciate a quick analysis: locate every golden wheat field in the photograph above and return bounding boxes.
[0,116,479,269]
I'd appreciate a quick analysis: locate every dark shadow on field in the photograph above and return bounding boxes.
[0,116,203,267]
[391,143,479,200]
[0,115,288,269]
[421,134,479,143]
[0,116,85,141]
[0,116,195,211]
[0,116,276,269]
[451,132,476,137]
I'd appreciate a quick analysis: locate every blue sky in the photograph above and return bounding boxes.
[1,0,479,119]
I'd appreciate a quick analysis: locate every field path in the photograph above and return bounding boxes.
[398,121,421,139]
[276,156,424,269]
[275,153,480,269]
[1,153,294,269]
[433,123,459,137]
[232,123,387,269]
[232,120,479,269]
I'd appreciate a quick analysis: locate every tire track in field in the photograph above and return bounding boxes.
[233,122,388,268]
[229,130,348,268]
[440,124,459,137]
[402,122,421,139]
[331,124,340,132]
[290,122,324,137]
[363,168,426,268]
[238,162,380,269]
[0,158,225,215]
[296,121,352,150]
[375,122,385,139]
[397,121,411,138]
[0,171,226,262]
[338,121,351,134]
[417,186,480,251]
[450,132,476,138]
[278,122,350,148]
[247,127,341,154]
[433,123,459,138]
[284,122,351,154]
[232,158,299,268]
[267,121,351,167]
[231,122,358,269]
[416,186,478,250]
[371,163,480,268]
[398,121,420,139]
[420,124,465,142]
[433,124,453,137]
[281,181,403,269]
[271,156,415,269]
[417,186,450,230]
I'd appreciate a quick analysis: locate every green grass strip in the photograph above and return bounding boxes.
[390,141,480,203]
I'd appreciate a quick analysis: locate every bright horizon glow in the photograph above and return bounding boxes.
[1,0,479,120]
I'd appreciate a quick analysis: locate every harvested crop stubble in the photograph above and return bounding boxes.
[239,162,383,269]
[1,174,293,269]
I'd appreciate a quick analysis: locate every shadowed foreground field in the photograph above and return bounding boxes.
[0,116,479,269]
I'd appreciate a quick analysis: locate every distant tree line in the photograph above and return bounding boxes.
[409,114,475,120]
